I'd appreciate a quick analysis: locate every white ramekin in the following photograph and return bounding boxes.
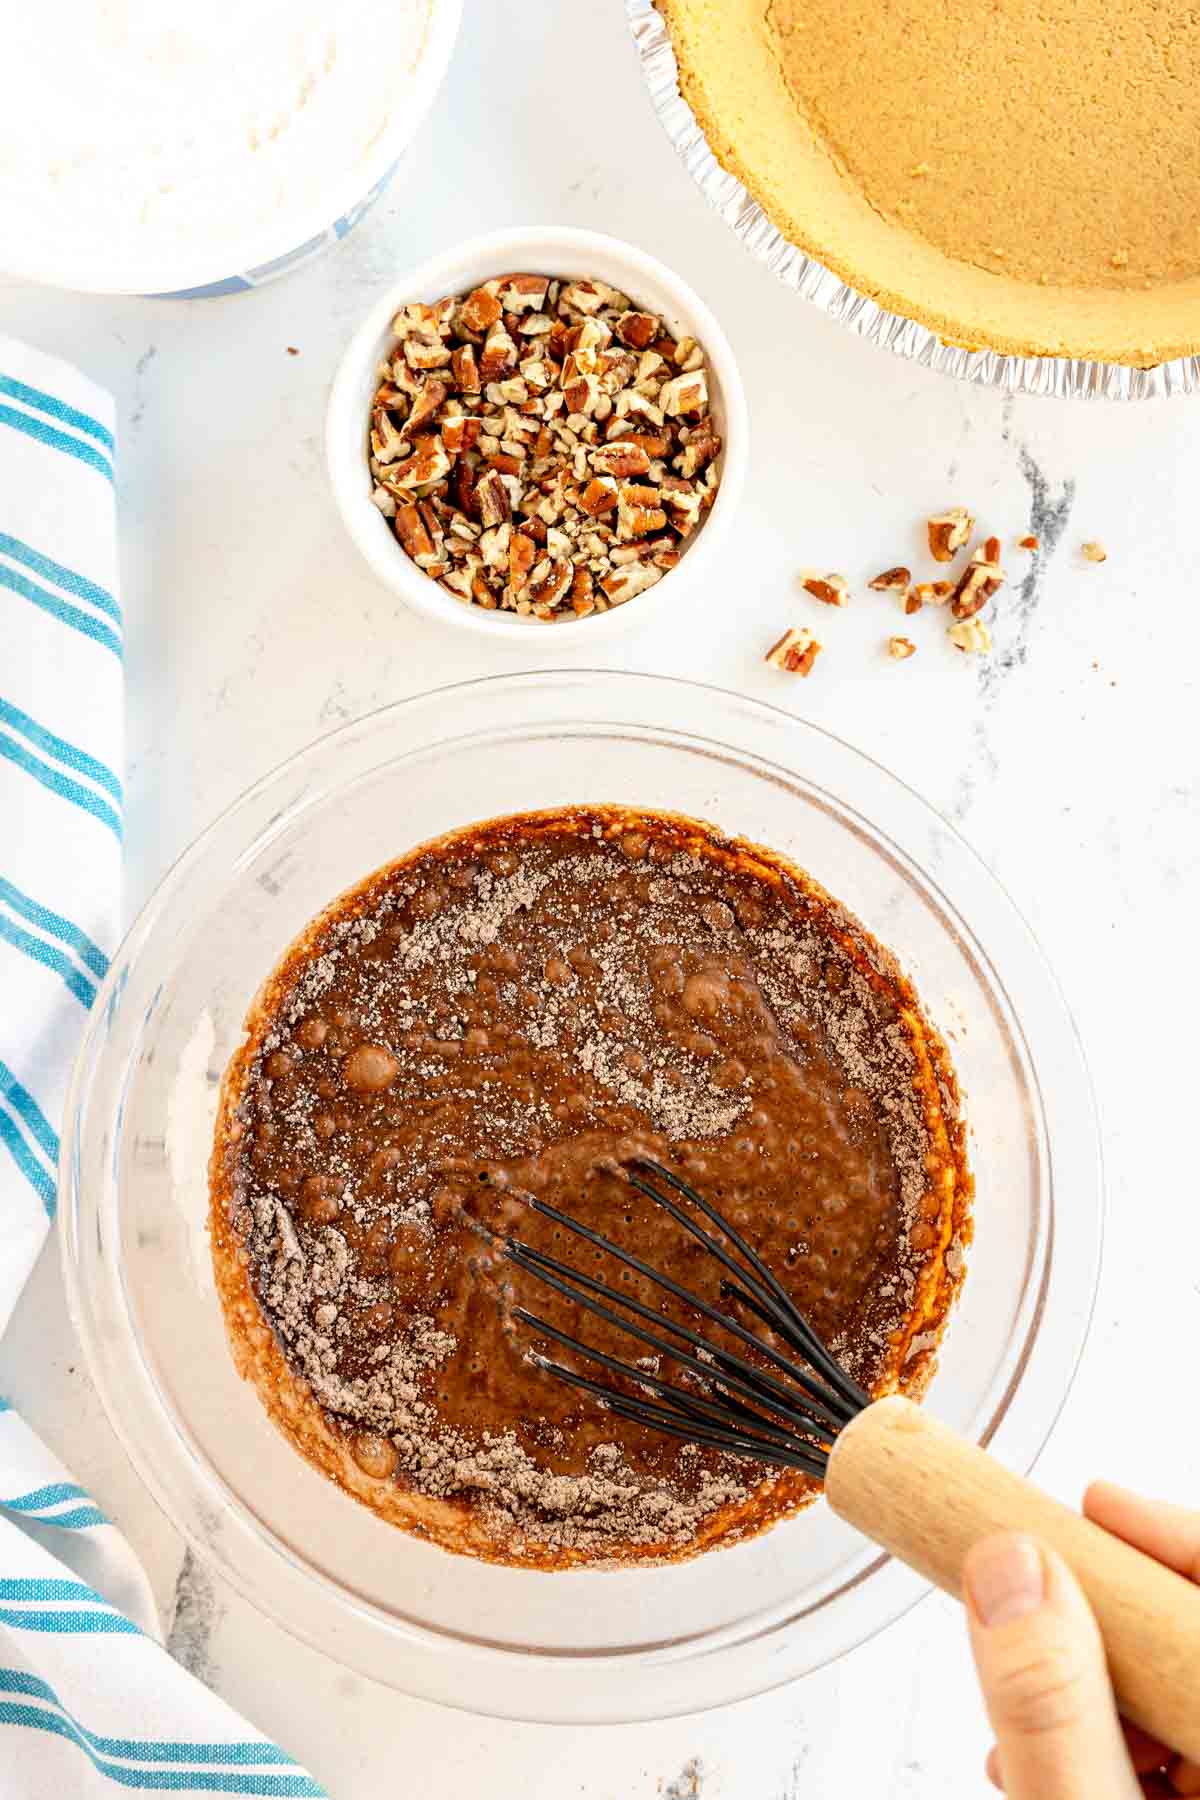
[326,226,749,642]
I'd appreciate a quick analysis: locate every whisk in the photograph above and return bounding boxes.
[483,1158,1200,1763]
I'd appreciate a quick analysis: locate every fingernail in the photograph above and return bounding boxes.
[965,1534,1046,1627]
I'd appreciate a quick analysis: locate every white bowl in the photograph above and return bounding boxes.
[1,0,463,298]
[326,226,749,641]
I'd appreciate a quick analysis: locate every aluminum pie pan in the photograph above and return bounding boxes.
[627,0,1200,401]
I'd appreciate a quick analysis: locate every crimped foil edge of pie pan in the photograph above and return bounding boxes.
[626,0,1200,401]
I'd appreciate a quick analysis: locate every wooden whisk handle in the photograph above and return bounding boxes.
[825,1396,1200,1763]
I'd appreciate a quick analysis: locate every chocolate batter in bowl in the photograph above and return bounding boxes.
[61,674,1101,1717]
[211,806,969,1567]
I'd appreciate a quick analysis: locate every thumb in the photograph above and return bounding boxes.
[963,1533,1140,1800]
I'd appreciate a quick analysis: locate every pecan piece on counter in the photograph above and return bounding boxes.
[947,617,993,654]
[800,572,850,607]
[927,507,974,563]
[764,627,821,675]
[950,537,1005,620]
[868,565,911,592]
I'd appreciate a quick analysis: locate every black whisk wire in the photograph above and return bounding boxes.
[498,1189,853,1430]
[501,1230,847,1437]
[484,1158,867,1479]
[527,1354,829,1478]
[627,1160,870,1414]
[518,1319,817,1465]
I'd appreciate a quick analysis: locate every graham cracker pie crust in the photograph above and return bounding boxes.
[210,805,971,1570]
[657,0,1200,368]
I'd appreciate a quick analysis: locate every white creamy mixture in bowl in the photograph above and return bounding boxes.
[1,0,461,295]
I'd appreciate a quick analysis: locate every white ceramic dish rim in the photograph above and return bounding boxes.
[58,671,1103,1722]
[1,0,463,295]
[325,225,749,641]
[625,0,1200,400]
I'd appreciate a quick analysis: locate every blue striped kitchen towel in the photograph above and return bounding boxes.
[0,337,326,1796]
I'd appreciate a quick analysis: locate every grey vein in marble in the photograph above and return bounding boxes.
[776,1746,812,1800]
[981,444,1076,701]
[662,1757,704,1798]
[949,436,1074,824]
[130,343,158,429]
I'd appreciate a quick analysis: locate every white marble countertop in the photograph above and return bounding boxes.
[3,2,1199,1794]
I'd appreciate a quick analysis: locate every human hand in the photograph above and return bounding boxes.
[964,1482,1200,1797]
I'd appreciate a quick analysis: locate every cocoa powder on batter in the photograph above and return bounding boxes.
[212,806,968,1563]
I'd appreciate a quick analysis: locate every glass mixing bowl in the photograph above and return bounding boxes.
[60,671,1102,1722]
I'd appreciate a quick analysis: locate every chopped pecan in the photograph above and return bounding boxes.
[592,441,651,478]
[562,370,599,416]
[579,476,619,516]
[370,409,410,464]
[674,417,720,479]
[452,458,476,518]
[951,540,1005,619]
[459,286,503,335]
[625,430,672,459]
[407,378,448,436]
[497,274,551,313]
[636,350,665,387]
[801,572,850,607]
[570,567,596,616]
[440,415,481,456]
[868,565,911,592]
[559,280,610,316]
[887,636,917,660]
[484,451,524,477]
[616,310,659,349]
[948,617,993,653]
[388,435,451,491]
[475,467,512,528]
[519,356,554,392]
[910,579,955,608]
[601,560,663,604]
[403,332,452,372]
[764,627,821,675]
[659,370,708,417]
[441,565,474,602]
[617,486,668,540]
[527,554,573,609]
[451,344,481,393]
[478,522,511,572]
[576,318,613,354]
[393,503,436,562]
[471,567,499,609]
[1081,539,1107,563]
[592,350,636,398]
[927,507,974,562]
[479,322,518,384]
[660,476,702,536]
[392,301,449,340]
[1017,534,1039,551]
